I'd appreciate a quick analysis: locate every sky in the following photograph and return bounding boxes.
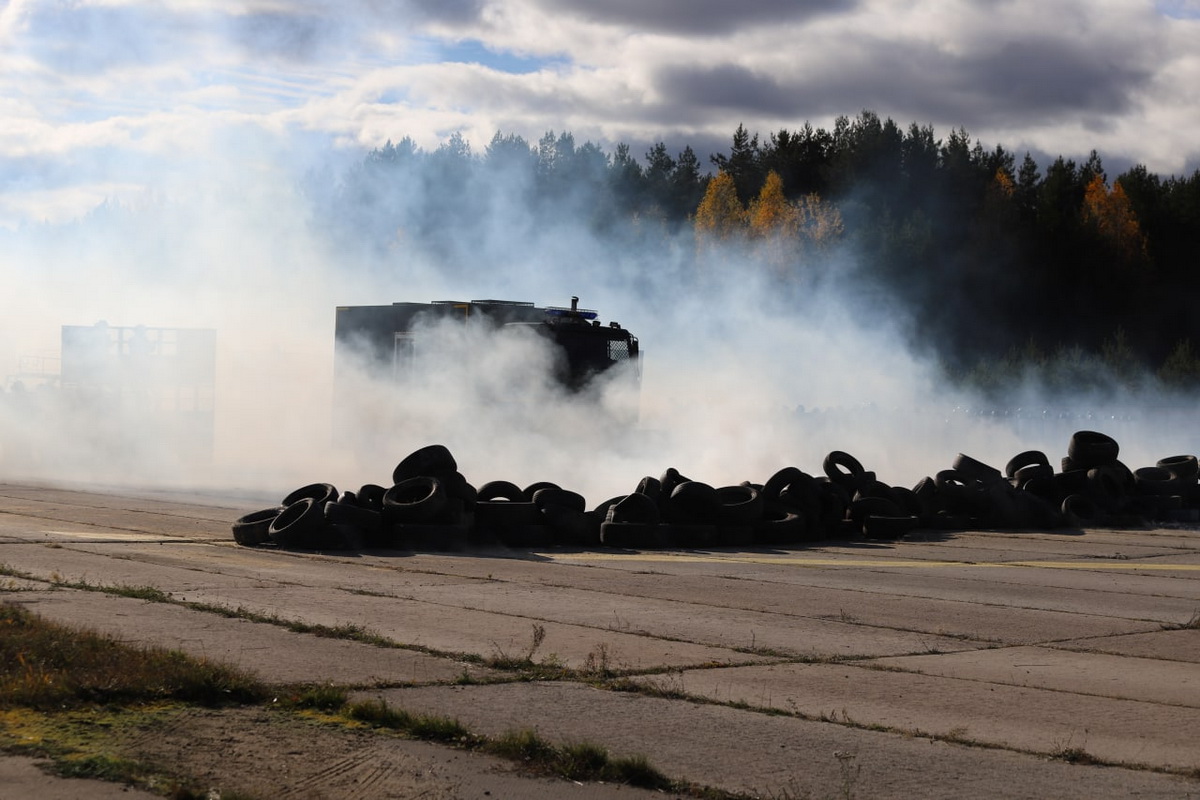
[1,0,1199,229]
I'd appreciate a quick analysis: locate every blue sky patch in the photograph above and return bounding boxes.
[428,38,569,74]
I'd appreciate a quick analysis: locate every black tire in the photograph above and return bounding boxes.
[911,476,938,515]
[1013,463,1054,489]
[1157,455,1199,482]
[1062,493,1106,527]
[862,514,918,540]
[268,498,328,548]
[776,471,820,511]
[600,521,666,549]
[396,522,471,551]
[634,476,662,502]
[1005,450,1050,479]
[1068,431,1119,468]
[591,496,625,519]
[231,507,281,546]
[890,486,924,517]
[934,470,988,514]
[475,500,540,528]
[282,482,338,508]
[392,444,457,484]
[715,485,764,525]
[1054,469,1090,495]
[532,488,587,514]
[661,523,717,548]
[716,525,756,547]
[762,467,804,503]
[324,499,384,534]
[543,505,599,547]
[607,492,660,524]
[1086,465,1129,510]
[952,453,1003,484]
[476,480,524,502]
[849,495,903,523]
[495,523,554,548]
[357,484,387,512]
[755,508,806,545]
[823,451,865,487]
[383,477,448,523]
[522,481,561,501]
[659,467,690,499]
[664,481,721,523]
[1134,466,1181,496]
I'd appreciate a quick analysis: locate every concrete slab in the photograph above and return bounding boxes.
[635,661,1200,770]
[545,548,1200,596]
[0,755,161,800]
[404,580,987,658]
[533,554,1176,644]
[170,584,763,671]
[0,539,480,597]
[7,588,494,686]
[1051,628,1200,663]
[362,682,1200,799]
[873,645,1200,706]
[544,549,1200,608]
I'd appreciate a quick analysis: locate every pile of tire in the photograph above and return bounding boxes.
[909,431,1200,531]
[231,434,1200,551]
[230,445,600,551]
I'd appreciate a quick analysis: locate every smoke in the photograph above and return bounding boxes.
[1,130,1196,509]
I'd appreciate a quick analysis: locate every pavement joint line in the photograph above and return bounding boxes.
[543,553,1200,571]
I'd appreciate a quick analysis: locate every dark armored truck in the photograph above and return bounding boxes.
[333,297,640,391]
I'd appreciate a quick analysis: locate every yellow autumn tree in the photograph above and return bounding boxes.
[794,192,844,251]
[694,170,746,244]
[749,171,798,237]
[1081,174,1149,267]
[747,170,801,275]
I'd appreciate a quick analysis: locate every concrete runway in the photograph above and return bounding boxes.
[1,481,1198,798]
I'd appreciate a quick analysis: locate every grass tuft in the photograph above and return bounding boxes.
[345,699,471,743]
[0,602,267,709]
[485,728,672,789]
[285,684,348,712]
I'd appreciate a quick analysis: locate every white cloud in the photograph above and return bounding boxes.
[0,0,1198,225]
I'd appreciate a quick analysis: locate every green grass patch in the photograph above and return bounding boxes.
[486,728,672,790]
[104,585,172,602]
[284,684,349,712]
[345,699,473,744]
[0,601,267,709]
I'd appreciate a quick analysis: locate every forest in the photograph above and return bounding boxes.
[311,111,1200,396]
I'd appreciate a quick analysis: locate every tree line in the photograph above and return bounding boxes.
[313,111,1200,394]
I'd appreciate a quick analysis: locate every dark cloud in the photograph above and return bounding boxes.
[649,33,1155,134]
[530,0,857,35]
[654,63,790,114]
[404,0,487,25]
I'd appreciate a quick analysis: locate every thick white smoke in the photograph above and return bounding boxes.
[1,137,1195,508]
